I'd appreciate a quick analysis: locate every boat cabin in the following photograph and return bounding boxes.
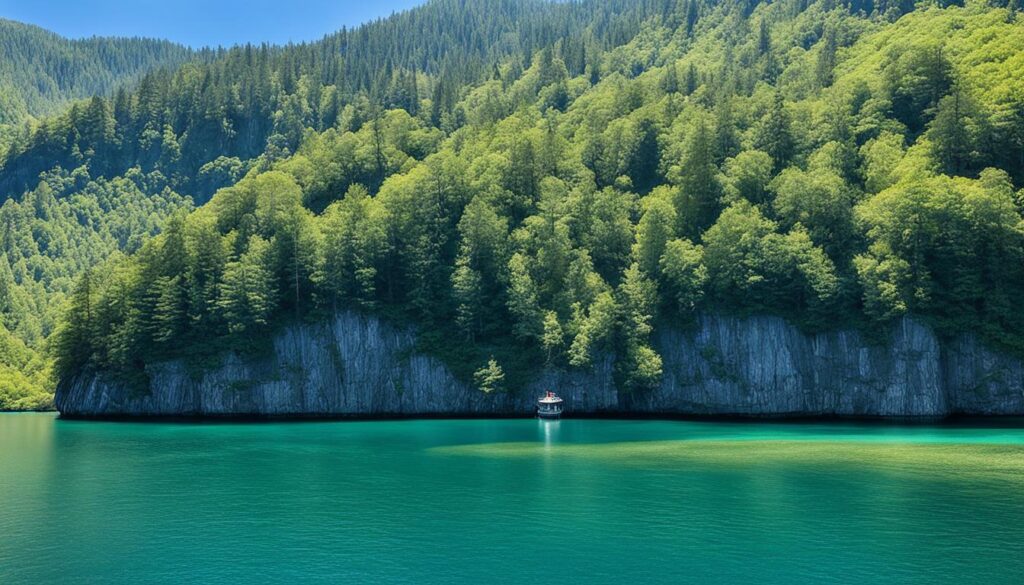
[537,391,564,419]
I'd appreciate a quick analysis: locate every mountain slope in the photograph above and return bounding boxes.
[0,19,195,127]
[0,0,682,408]
[0,0,687,203]
[45,0,1024,408]
[2,0,1023,410]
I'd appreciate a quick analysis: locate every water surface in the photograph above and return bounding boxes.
[2,414,1023,584]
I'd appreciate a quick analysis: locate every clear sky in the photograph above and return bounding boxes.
[0,0,427,48]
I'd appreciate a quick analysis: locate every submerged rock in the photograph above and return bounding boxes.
[56,312,1024,418]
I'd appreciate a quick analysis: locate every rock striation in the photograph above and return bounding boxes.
[56,312,1024,418]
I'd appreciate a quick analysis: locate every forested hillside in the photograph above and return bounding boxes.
[0,20,198,408]
[5,0,1024,408]
[0,0,678,408]
[0,19,196,130]
[0,0,671,203]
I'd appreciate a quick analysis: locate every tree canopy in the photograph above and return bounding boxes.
[2,0,1023,406]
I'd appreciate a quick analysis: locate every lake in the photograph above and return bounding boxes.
[2,414,1023,584]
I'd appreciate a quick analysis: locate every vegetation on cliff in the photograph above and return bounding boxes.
[2,0,1023,404]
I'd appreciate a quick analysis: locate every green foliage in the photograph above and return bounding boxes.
[634,189,677,278]
[617,263,662,391]
[0,0,682,202]
[722,150,774,205]
[855,169,1024,350]
[473,357,506,394]
[3,0,1022,407]
[0,323,52,410]
[0,166,190,407]
[218,235,277,334]
[567,291,617,368]
[672,119,722,237]
[0,19,194,127]
[659,239,707,318]
[541,311,565,365]
[753,92,794,171]
[507,253,543,341]
[859,132,906,194]
[703,202,839,326]
[770,166,856,261]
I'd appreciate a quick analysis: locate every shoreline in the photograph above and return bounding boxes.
[45,411,1024,426]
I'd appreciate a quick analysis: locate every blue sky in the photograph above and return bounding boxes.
[0,0,427,47]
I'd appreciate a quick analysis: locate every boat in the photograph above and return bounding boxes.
[537,391,564,419]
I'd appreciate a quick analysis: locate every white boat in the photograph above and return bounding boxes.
[537,391,564,419]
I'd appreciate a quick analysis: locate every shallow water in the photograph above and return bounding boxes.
[2,414,1023,584]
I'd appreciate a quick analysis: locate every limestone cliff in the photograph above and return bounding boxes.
[56,312,1024,418]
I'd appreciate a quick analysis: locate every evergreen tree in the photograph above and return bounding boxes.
[674,119,721,238]
[628,118,661,194]
[507,253,543,341]
[542,311,564,365]
[928,84,978,175]
[217,235,276,334]
[473,357,505,394]
[754,91,794,171]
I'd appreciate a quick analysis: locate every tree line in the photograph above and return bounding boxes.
[0,18,197,129]
[47,0,1024,397]
[0,0,695,203]
[2,0,703,406]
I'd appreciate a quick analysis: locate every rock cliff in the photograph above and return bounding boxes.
[55,312,1024,418]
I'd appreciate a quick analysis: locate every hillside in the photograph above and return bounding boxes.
[0,0,673,203]
[4,0,1024,409]
[0,0,675,408]
[0,19,196,129]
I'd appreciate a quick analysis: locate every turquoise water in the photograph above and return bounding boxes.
[2,414,1024,584]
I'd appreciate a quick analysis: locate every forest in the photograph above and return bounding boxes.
[2,0,1023,408]
[0,18,200,129]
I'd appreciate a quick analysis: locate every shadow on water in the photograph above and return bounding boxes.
[53,410,1024,432]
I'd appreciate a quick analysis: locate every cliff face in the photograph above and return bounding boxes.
[56,312,1024,418]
